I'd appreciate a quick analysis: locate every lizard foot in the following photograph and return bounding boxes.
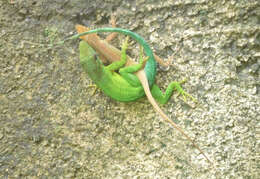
[173,79,197,103]
[86,84,98,96]
[105,14,118,42]
[139,46,149,69]
[121,36,129,52]
[140,56,149,70]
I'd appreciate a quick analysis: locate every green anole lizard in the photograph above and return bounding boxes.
[65,25,213,166]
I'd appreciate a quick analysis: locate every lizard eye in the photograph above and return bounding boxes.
[93,54,98,60]
[93,53,102,66]
[93,53,101,61]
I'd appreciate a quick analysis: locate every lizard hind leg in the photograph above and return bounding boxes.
[151,80,197,104]
[105,15,118,42]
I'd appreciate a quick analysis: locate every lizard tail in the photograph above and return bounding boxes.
[137,71,215,167]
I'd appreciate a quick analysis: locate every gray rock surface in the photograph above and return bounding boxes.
[0,0,259,178]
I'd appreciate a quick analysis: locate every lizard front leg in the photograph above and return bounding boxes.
[105,37,129,71]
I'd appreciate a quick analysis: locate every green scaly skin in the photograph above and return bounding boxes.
[73,28,189,104]
[80,38,145,101]
[69,27,156,87]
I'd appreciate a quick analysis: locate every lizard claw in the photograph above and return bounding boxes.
[86,84,98,96]
[174,79,197,103]
[138,46,149,69]
[121,36,129,50]
[179,89,197,103]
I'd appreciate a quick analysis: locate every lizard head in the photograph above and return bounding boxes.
[79,41,104,82]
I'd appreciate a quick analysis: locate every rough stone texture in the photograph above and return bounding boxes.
[0,0,259,178]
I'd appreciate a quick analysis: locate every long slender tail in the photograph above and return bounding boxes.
[137,71,214,166]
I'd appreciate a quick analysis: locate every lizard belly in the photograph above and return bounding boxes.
[97,73,145,102]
